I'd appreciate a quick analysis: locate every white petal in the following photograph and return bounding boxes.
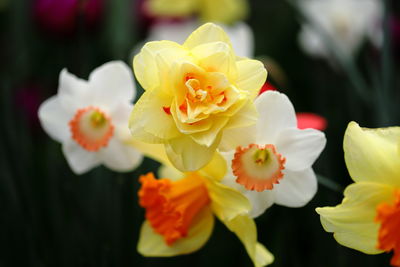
[222,22,254,58]
[273,168,317,208]
[275,128,326,171]
[88,61,136,109]
[38,96,72,143]
[62,141,101,175]
[255,91,297,144]
[99,138,143,172]
[222,174,274,218]
[58,69,89,111]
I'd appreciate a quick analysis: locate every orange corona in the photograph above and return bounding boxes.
[69,106,114,151]
[376,191,400,267]
[232,144,286,192]
[138,172,210,246]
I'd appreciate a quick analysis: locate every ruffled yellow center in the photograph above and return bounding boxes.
[138,172,210,246]
[232,144,286,192]
[69,106,114,151]
[375,191,400,267]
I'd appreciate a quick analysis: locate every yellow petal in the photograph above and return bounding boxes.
[200,152,227,181]
[316,182,396,254]
[147,0,197,16]
[224,99,258,130]
[165,134,219,171]
[183,23,232,50]
[224,215,274,267]
[190,116,229,147]
[204,176,251,221]
[129,89,180,143]
[236,59,267,99]
[158,164,184,181]
[133,40,190,90]
[137,206,214,256]
[344,121,400,187]
[200,0,248,24]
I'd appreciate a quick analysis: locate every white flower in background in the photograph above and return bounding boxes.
[144,19,254,58]
[38,61,143,174]
[297,0,383,59]
[221,91,326,218]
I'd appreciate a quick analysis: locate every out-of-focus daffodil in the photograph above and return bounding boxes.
[38,61,143,174]
[297,0,382,59]
[221,91,326,218]
[146,0,248,24]
[130,23,267,171]
[316,122,400,267]
[136,153,274,267]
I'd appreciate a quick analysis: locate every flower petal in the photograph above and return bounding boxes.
[99,138,143,172]
[62,140,101,174]
[129,89,180,143]
[38,96,72,143]
[88,61,136,109]
[344,122,400,187]
[222,172,275,218]
[223,215,274,267]
[204,176,251,221]
[183,23,232,50]
[316,182,396,254]
[137,206,214,256]
[275,128,326,171]
[133,40,190,90]
[58,69,89,111]
[165,134,219,171]
[273,168,318,207]
[236,59,267,99]
[255,91,297,144]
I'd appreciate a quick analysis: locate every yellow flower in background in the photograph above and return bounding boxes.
[316,122,400,267]
[130,23,267,171]
[146,0,248,24]
[136,154,274,267]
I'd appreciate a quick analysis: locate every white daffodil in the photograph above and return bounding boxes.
[144,19,254,58]
[38,61,143,174]
[297,0,382,59]
[221,91,326,218]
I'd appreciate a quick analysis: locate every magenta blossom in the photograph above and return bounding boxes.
[34,0,103,34]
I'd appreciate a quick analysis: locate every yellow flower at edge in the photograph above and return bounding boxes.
[130,23,267,171]
[136,153,274,267]
[316,122,400,267]
[147,0,248,24]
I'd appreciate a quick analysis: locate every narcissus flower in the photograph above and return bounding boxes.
[221,91,326,218]
[130,23,267,171]
[297,0,382,59]
[316,122,400,267]
[38,61,143,174]
[145,0,248,24]
[136,154,274,267]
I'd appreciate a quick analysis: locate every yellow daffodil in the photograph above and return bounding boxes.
[130,23,267,171]
[316,122,400,267]
[135,149,274,267]
[146,0,248,24]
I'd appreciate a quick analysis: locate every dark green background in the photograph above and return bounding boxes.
[1,0,399,266]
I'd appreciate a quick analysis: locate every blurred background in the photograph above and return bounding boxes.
[1,0,399,266]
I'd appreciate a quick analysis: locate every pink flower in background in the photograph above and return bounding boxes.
[258,82,277,95]
[34,0,103,34]
[296,112,327,131]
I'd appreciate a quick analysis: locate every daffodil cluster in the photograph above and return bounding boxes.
[38,23,327,266]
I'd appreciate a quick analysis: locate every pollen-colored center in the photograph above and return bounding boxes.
[69,106,114,151]
[138,172,210,246]
[232,144,286,192]
[375,191,400,267]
